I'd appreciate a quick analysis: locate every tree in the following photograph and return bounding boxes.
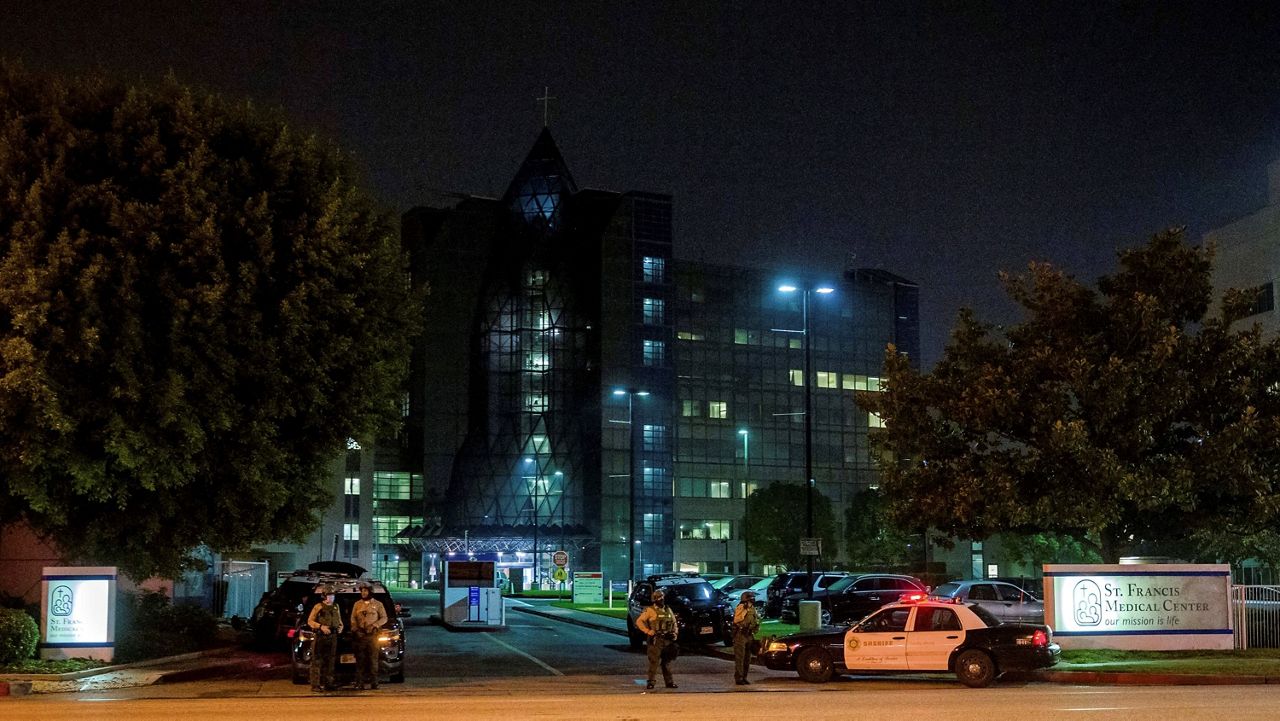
[744,482,837,569]
[843,486,922,569]
[860,228,1280,564]
[0,63,420,579]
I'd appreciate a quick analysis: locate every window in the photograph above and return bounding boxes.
[642,424,668,452]
[642,466,668,494]
[816,371,838,388]
[643,340,666,367]
[740,481,758,498]
[789,369,805,386]
[401,391,410,416]
[373,472,424,501]
[709,480,731,499]
[914,607,962,632]
[679,520,731,540]
[734,329,761,345]
[681,400,702,417]
[371,515,423,544]
[861,608,910,632]
[642,256,666,284]
[969,584,998,601]
[708,401,727,419]
[843,374,883,392]
[1245,282,1275,317]
[643,297,665,325]
[343,523,359,541]
[526,394,548,412]
[676,330,705,341]
[868,412,884,429]
[344,477,360,495]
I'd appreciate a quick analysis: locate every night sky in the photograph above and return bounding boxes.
[5,2,1280,365]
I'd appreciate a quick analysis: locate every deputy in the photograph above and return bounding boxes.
[634,588,679,690]
[732,590,761,685]
[306,585,344,692]
[350,581,388,690]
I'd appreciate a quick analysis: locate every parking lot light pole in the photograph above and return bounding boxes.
[779,283,834,594]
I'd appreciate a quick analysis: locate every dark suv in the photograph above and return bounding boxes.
[779,573,926,625]
[289,578,407,684]
[626,573,733,648]
[763,571,848,618]
[250,561,366,648]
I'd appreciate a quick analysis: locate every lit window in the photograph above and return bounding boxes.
[708,401,728,419]
[642,256,666,284]
[789,338,801,349]
[643,298,665,325]
[371,515,423,544]
[526,394,548,412]
[344,477,360,495]
[869,412,885,428]
[789,369,805,386]
[816,371,837,389]
[676,330,704,341]
[643,340,666,367]
[679,520,731,540]
[843,374,882,392]
[531,435,550,453]
[526,353,550,370]
[740,481,758,498]
[642,424,668,451]
[343,523,359,541]
[373,472,424,501]
[681,400,702,417]
[642,467,668,493]
[401,391,410,416]
[709,481,730,499]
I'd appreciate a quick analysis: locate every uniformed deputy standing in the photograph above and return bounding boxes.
[634,588,679,690]
[306,585,344,692]
[732,590,761,685]
[350,581,388,690]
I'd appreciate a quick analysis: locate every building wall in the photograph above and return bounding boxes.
[1206,158,1280,336]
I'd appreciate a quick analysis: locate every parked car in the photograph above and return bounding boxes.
[763,571,848,618]
[626,573,734,648]
[251,561,367,648]
[931,579,1045,624]
[725,576,774,606]
[780,573,926,625]
[760,596,1060,687]
[991,576,1044,599]
[711,575,765,593]
[289,578,407,684]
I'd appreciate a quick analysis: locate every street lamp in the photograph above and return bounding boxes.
[738,428,750,573]
[778,282,835,588]
[614,387,650,579]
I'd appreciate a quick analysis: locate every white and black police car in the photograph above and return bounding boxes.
[760,593,1060,687]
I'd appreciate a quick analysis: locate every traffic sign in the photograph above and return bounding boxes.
[552,567,568,583]
[799,538,822,556]
[552,550,569,567]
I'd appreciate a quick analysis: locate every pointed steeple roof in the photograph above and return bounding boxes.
[503,128,578,233]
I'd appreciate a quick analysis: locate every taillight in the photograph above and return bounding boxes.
[286,628,297,639]
[1032,629,1048,647]
[899,593,927,603]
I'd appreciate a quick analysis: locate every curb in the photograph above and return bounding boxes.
[1010,669,1280,686]
[510,605,626,637]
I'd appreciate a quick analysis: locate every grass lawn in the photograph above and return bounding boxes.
[0,658,108,675]
[1058,648,1280,676]
[549,600,629,619]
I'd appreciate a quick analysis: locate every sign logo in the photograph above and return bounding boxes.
[846,635,860,651]
[1073,579,1102,626]
[51,585,74,617]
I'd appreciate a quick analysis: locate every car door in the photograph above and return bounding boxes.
[965,583,1006,622]
[995,582,1043,624]
[905,606,965,671]
[842,607,910,671]
[829,577,877,623]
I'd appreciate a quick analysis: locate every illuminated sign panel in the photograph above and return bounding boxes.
[39,566,118,661]
[1043,564,1232,650]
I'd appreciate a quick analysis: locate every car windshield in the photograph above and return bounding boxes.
[968,603,1001,627]
[932,582,962,598]
[662,582,714,603]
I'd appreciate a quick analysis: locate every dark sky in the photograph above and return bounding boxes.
[5,2,1280,365]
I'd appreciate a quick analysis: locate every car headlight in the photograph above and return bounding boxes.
[378,630,402,644]
[766,641,788,653]
[298,629,315,641]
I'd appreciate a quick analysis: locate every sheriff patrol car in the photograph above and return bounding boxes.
[759,594,1059,687]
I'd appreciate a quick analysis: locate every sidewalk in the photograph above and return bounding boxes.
[510,600,740,663]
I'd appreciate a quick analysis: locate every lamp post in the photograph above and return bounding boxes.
[778,283,834,589]
[525,457,537,586]
[614,387,650,579]
[738,428,750,574]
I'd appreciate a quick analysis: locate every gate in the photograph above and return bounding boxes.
[1231,584,1280,649]
[214,560,270,619]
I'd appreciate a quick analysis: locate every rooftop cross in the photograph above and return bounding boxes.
[537,86,555,127]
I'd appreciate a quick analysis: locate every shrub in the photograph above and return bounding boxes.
[0,607,39,664]
[115,591,219,662]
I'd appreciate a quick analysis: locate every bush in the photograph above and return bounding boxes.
[115,591,219,662]
[0,607,39,664]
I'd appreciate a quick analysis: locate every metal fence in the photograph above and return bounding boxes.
[213,560,270,620]
[1231,585,1280,649]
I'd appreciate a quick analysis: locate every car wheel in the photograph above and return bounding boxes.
[795,647,834,683]
[627,619,644,649]
[955,649,996,688]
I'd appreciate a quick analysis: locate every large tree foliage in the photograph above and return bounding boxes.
[0,63,419,578]
[861,229,1280,563]
[744,482,837,569]
[843,486,922,569]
